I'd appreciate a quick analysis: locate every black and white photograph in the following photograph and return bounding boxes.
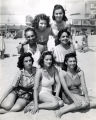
[0,0,96,120]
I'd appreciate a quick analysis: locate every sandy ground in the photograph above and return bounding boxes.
[0,38,96,120]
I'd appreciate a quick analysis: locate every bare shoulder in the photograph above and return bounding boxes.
[78,70,84,76]
[23,44,28,50]
[36,68,42,74]
[60,69,66,77]
[53,66,60,74]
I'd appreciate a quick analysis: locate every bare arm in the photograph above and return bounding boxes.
[0,69,21,105]
[0,85,14,105]
[59,71,75,100]
[54,68,61,97]
[33,69,42,113]
[79,71,89,99]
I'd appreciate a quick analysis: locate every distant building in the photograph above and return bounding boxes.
[70,0,96,35]
[0,25,25,38]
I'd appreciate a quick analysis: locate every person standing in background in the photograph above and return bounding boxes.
[0,34,5,59]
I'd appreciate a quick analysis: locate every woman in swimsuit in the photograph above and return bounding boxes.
[0,52,36,114]
[56,52,96,117]
[27,51,63,114]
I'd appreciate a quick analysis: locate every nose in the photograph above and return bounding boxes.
[71,61,75,65]
[48,61,51,63]
[28,60,32,65]
[42,24,46,27]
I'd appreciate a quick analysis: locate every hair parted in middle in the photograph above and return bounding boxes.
[52,4,68,21]
[38,51,55,68]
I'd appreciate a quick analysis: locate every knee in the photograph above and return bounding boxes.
[2,102,13,111]
[82,102,90,108]
[74,103,82,109]
[11,104,24,112]
[51,100,59,109]
[59,100,64,107]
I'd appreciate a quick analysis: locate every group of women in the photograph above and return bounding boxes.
[0,4,96,118]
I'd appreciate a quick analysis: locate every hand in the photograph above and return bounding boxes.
[31,105,39,114]
[72,95,82,108]
[85,97,90,106]
[24,101,34,113]
[55,96,61,101]
[24,105,33,113]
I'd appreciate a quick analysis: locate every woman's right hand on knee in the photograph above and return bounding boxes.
[73,96,82,108]
[31,105,39,114]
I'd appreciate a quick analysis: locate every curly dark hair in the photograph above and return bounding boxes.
[33,14,50,29]
[56,28,71,45]
[24,27,37,39]
[17,52,34,70]
[52,4,68,21]
[62,52,77,71]
[39,51,55,68]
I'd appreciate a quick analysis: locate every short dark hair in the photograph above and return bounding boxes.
[17,52,34,70]
[33,14,50,29]
[57,28,71,44]
[52,4,68,21]
[62,52,77,71]
[24,27,37,39]
[39,51,55,68]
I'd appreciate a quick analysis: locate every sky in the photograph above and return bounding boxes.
[0,0,92,25]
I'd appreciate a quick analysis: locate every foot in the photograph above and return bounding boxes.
[55,109,62,118]
[24,101,34,113]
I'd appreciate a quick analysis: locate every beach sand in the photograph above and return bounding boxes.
[0,38,96,120]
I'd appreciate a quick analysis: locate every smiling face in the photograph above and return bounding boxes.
[59,32,69,45]
[44,55,52,68]
[66,57,77,70]
[23,56,32,70]
[38,19,47,31]
[25,30,36,45]
[54,9,63,23]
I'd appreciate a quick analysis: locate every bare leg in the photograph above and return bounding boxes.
[1,51,4,59]
[55,96,96,118]
[89,96,96,108]
[0,92,17,114]
[56,103,80,118]
[10,98,28,112]
[38,92,59,110]
[0,108,8,114]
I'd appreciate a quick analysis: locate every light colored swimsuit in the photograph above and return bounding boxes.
[39,70,55,95]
